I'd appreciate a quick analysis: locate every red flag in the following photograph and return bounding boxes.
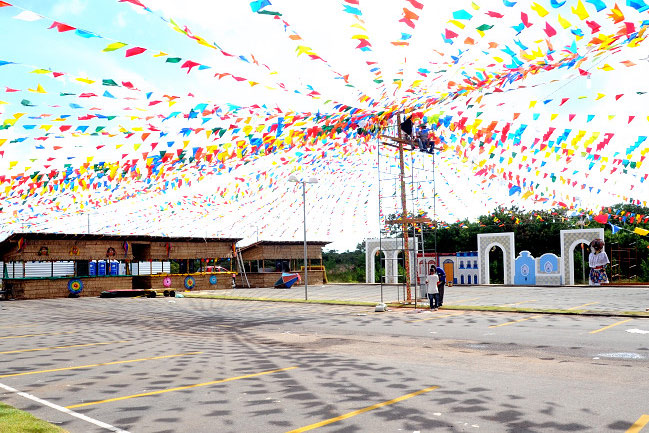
[125,47,146,57]
[119,0,147,9]
[49,21,75,32]
[405,0,424,9]
[445,29,459,39]
[593,214,609,224]
[544,22,557,37]
[181,60,200,73]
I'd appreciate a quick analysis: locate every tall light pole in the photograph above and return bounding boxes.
[288,175,318,300]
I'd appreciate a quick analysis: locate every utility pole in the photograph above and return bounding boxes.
[397,113,412,301]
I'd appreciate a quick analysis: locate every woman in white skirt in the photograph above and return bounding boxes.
[588,238,609,286]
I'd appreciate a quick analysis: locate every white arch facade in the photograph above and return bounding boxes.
[365,238,416,284]
[560,228,604,285]
[477,232,515,285]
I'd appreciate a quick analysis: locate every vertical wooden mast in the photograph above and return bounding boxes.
[396,113,412,301]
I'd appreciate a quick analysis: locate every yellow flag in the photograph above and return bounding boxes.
[28,83,47,93]
[531,2,549,17]
[557,15,572,29]
[634,227,649,236]
[448,19,465,29]
[571,0,589,20]
[103,42,127,52]
[296,45,314,56]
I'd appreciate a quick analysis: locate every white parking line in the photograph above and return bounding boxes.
[0,382,130,433]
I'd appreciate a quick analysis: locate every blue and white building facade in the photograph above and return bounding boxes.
[454,251,479,285]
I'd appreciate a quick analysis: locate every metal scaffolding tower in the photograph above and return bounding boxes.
[377,113,435,303]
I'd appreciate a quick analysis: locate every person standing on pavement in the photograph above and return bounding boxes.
[425,266,440,310]
[588,238,609,286]
[436,265,446,307]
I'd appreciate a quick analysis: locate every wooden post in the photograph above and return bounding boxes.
[397,113,412,301]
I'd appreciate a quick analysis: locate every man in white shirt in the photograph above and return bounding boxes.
[425,267,440,310]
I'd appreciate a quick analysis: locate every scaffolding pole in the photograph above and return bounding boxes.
[396,113,412,301]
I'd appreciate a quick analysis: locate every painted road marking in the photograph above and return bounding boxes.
[408,313,463,323]
[0,352,202,378]
[590,319,633,334]
[0,340,129,355]
[627,329,649,335]
[284,385,440,433]
[66,366,298,408]
[0,381,130,433]
[0,331,76,340]
[627,414,649,433]
[499,300,538,307]
[489,315,543,328]
[567,302,599,310]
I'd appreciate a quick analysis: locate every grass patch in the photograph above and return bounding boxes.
[0,402,67,433]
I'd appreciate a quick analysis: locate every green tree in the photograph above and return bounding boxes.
[323,242,366,282]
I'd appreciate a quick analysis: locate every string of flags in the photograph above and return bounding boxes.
[1,0,649,243]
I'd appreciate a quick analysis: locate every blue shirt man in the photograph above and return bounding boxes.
[436,266,446,282]
[436,266,446,306]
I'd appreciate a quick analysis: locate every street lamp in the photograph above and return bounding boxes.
[288,175,318,300]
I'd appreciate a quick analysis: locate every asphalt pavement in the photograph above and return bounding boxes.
[0,294,648,432]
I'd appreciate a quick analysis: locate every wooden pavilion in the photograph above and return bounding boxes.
[237,240,329,288]
[0,233,240,299]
